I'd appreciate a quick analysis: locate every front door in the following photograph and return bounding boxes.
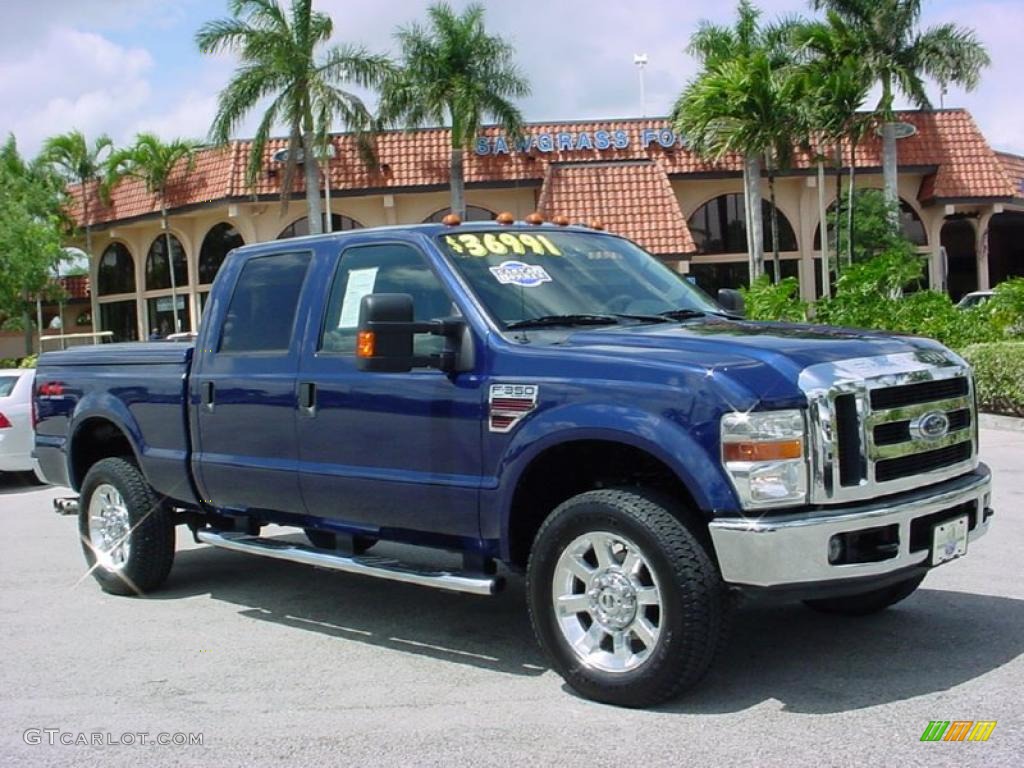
[297,241,483,540]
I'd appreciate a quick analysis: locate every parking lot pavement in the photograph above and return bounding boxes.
[1,428,1021,768]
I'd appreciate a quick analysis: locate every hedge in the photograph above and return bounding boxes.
[961,342,1024,418]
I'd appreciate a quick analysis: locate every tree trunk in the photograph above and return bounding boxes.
[162,202,180,334]
[450,146,465,219]
[23,291,33,356]
[817,159,830,299]
[833,143,843,277]
[881,121,899,226]
[302,131,324,234]
[744,153,764,281]
[846,142,858,267]
[768,162,781,284]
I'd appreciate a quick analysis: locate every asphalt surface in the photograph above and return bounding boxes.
[1,427,1021,767]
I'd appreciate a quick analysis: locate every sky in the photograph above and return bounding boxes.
[1,0,1022,159]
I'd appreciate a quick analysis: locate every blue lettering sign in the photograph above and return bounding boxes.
[537,133,554,152]
[576,131,593,150]
[515,135,533,152]
[557,132,573,151]
[613,130,629,149]
[475,137,491,156]
[658,129,676,148]
[494,135,510,155]
[594,130,611,150]
[641,128,658,147]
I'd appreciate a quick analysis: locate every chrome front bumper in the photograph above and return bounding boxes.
[708,465,992,587]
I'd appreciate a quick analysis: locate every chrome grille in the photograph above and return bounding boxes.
[800,350,978,504]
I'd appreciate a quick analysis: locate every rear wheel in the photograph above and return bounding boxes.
[78,458,175,595]
[527,488,729,707]
[803,574,926,616]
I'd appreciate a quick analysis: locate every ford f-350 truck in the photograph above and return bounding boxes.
[34,220,992,707]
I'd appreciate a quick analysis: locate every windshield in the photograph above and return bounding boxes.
[436,230,719,328]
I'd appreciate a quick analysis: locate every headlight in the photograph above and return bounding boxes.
[721,409,808,508]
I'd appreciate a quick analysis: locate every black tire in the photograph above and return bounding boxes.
[78,457,175,596]
[303,528,376,555]
[527,488,729,708]
[803,574,926,616]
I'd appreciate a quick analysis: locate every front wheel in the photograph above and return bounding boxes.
[527,488,729,708]
[803,574,926,616]
[78,457,175,596]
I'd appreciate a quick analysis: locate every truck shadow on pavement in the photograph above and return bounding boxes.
[156,542,1024,712]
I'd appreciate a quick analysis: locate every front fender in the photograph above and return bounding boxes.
[487,402,741,548]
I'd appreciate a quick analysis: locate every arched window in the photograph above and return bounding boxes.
[278,213,363,239]
[687,194,797,255]
[97,243,135,296]
[199,223,244,284]
[423,205,496,223]
[813,197,928,249]
[145,234,189,291]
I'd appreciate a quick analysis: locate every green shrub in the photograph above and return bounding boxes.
[741,275,808,322]
[961,342,1024,417]
[19,354,37,368]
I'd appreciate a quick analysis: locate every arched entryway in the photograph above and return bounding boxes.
[941,218,977,301]
[988,212,1024,286]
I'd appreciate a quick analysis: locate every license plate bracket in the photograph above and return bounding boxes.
[931,515,968,566]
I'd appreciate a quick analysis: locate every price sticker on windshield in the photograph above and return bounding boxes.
[443,232,561,257]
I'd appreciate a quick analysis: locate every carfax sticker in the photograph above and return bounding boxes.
[489,260,552,287]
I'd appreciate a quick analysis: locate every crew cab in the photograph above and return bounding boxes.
[34,220,993,707]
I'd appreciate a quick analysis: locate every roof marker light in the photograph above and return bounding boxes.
[526,212,544,225]
[553,215,570,226]
[442,213,461,226]
[590,220,605,230]
[497,211,515,225]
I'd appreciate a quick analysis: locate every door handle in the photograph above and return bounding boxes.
[298,381,317,416]
[202,381,215,412]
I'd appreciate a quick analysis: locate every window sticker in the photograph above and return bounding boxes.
[489,260,552,288]
[338,267,379,328]
[443,232,561,257]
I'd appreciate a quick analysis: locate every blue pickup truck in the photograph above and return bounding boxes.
[35,220,993,707]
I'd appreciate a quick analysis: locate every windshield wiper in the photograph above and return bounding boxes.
[506,314,622,330]
[658,308,708,320]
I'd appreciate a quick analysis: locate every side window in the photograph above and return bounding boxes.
[219,251,311,353]
[321,243,455,356]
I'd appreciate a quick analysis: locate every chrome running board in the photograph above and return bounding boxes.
[196,530,502,596]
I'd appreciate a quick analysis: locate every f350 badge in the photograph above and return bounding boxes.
[488,384,538,433]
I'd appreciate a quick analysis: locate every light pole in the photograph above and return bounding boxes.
[633,53,648,117]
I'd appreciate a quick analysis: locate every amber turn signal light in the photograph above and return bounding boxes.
[723,439,803,462]
[356,331,375,358]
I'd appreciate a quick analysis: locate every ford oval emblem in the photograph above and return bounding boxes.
[913,411,950,440]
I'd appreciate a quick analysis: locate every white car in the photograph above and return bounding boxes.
[0,369,46,482]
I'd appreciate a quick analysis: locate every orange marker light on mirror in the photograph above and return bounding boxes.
[356,331,375,358]
[723,439,803,462]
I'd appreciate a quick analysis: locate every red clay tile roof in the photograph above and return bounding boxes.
[537,161,695,255]
[57,275,90,300]
[69,109,1018,228]
[996,152,1024,200]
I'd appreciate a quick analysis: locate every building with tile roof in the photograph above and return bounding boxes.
[68,109,1024,342]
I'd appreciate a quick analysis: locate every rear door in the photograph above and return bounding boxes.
[296,240,484,539]
[192,250,313,515]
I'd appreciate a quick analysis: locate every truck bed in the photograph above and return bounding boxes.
[34,342,196,504]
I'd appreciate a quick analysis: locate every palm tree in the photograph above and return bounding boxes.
[674,1,798,282]
[811,0,989,219]
[197,0,392,235]
[41,131,114,267]
[793,15,872,278]
[380,2,530,219]
[106,134,200,333]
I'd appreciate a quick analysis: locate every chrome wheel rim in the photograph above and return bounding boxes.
[88,483,131,572]
[551,530,663,674]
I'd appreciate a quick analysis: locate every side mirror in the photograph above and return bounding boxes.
[356,293,465,373]
[717,288,746,317]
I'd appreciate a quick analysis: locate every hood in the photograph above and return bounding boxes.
[551,317,939,406]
